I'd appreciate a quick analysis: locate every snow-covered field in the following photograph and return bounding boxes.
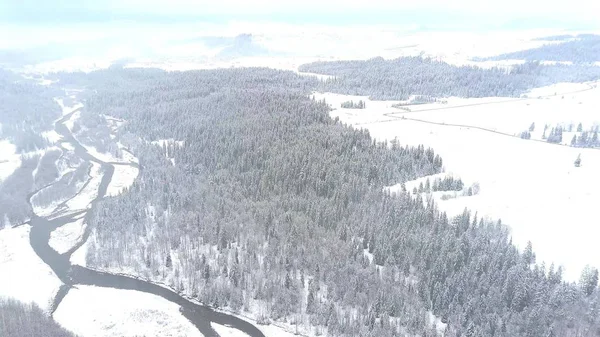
[70,232,90,267]
[84,142,139,165]
[379,82,600,137]
[55,97,83,117]
[41,130,62,145]
[64,110,81,131]
[33,195,64,218]
[213,323,250,337]
[318,85,600,281]
[49,217,86,254]
[53,285,203,337]
[151,139,185,148]
[64,162,103,212]
[85,142,139,197]
[106,164,139,197]
[0,225,62,312]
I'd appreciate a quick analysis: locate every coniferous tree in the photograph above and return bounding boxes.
[580,265,599,296]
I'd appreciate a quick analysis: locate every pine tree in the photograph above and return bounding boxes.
[523,241,535,265]
[166,253,172,268]
[580,265,599,296]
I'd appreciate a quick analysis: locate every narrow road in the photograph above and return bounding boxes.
[27,103,266,337]
[348,83,599,151]
[354,83,596,126]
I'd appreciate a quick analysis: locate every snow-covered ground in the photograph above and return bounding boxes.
[33,194,65,218]
[70,232,90,267]
[64,162,103,212]
[60,142,75,151]
[0,140,20,183]
[213,323,250,337]
[106,164,139,197]
[85,142,138,197]
[64,110,81,131]
[0,225,62,312]
[31,154,80,218]
[54,97,83,117]
[49,217,86,254]
[53,285,203,337]
[318,85,600,281]
[83,143,139,165]
[380,82,600,137]
[151,139,185,148]
[256,323,303,337]
[41,130,62,145]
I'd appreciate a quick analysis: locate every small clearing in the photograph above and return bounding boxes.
[106,165,139,197]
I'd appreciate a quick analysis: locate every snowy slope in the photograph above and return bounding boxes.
[320,86,600,281]
[53,285,204,337]
[0,225,62,312]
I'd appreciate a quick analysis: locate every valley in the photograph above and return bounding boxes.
[2,21,600,337]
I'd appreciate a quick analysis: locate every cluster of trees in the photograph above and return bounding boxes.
[340,100,366,109]
[413,176,464,195]
[539,122,600,148]
[572,131,600,147]
[55,66,600,337]
[0,298,77,337]
[520,131,532,139]
[432,176,464,192]
[487,34,600,63]
[298,57,600,100]
[545,126,564,144]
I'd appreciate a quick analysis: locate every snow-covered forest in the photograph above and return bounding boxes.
[0,298,77,337]
[299,56,600,100]
[46,66,600,337]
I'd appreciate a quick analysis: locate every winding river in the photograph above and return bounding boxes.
[27,105,266,337]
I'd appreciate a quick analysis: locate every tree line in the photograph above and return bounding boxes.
[0,297,77,337]
[298,56,600,100]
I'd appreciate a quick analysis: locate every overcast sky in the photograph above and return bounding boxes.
[2,0,599,29]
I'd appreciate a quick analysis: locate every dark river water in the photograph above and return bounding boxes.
[27,107,265,337]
